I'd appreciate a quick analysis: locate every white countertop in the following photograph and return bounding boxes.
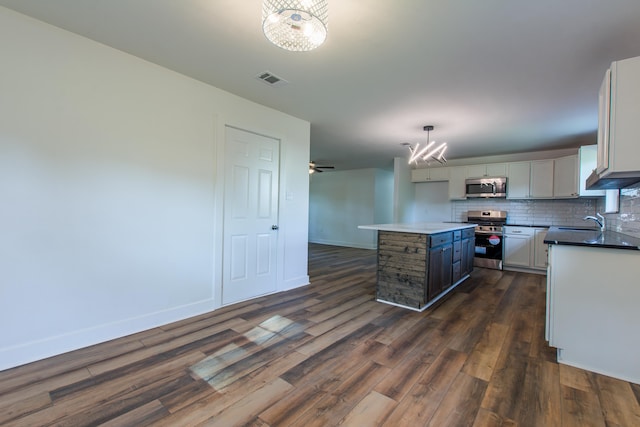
[358,222,476,234]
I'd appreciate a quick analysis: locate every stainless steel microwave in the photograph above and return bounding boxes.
[465,177,507,198]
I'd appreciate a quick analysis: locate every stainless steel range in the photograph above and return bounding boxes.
[467,210,507,270]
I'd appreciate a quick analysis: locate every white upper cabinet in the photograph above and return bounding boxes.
[466,163,507,178]
[530,160,554,199]
[597,56,640,178]
[597,68,611,175]
[410,167,449,182]
[448,166,467,200]
[507,161,531,199]
[579,145,605,196]
[429,167,450,181]
[409,153,598,200]
[486,163,507,177]
[553,155,579,198]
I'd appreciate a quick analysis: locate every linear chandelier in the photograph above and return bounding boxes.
[406,125,448,165]
[262,0,328,51]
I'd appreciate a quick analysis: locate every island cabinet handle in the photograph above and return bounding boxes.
[511,230,522,233]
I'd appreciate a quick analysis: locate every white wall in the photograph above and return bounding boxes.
[309,168,393,249]
[374,169,394,224]
[0,7,310,371]
[412,182,452,221]
[393,157,414,222]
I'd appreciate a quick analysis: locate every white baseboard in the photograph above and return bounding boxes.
[280,275,310,291]
[0,299,215,372]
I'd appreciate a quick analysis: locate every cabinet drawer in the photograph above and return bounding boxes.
[453,240,462,262]
[429,232,453,248]
[452,260,461,284]
[462,228,475,239]
[504,226,534,236]
[453,230,462,241]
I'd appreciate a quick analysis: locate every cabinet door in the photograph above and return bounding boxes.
[579,145,605,196]
[427,246,444,300]
[461,237,474,276]
[410,168,429,182]
[597,68,611,175]
[466,164,486,178]
[530,160,554,198]
[507,161,531,199]
[427,244,453,300]
[534,228,549,269]
[553,155,579,198]
[607,57,640,174]
[504,228,533,267]
[486,163,507,177]
[429,167,450,181]
[448,166,467,200]
[441,244,453,290]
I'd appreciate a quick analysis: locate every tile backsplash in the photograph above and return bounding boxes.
[449,187,640,238]
[452,198,597,227]
[599,185,640,238]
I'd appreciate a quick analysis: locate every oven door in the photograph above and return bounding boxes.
[474,232,503,269]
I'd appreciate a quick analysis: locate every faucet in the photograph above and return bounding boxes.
[583,213,606,232]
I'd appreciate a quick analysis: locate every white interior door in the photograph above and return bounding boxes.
[222,126,280,305]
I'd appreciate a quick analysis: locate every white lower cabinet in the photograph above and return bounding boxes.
[546,244,640,384]
[504,227,533,267]
[504,226,549,271]
[534,228,549,269]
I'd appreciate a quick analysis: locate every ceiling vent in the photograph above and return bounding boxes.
[256,71,289,87]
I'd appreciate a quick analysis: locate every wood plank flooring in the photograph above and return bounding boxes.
[1,243,640,426]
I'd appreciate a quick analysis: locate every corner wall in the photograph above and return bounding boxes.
[309,168,393,249]
[599,185,640,238]
[0,7,310,371]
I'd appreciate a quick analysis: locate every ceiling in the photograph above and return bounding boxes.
[2,1,640,170]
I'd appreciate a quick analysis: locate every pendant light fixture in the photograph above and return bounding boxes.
[406,125,448,165]
[262,0,328,51]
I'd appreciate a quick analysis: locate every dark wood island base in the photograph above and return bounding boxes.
[374,227,475,311]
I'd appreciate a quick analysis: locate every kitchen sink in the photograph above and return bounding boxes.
[554,226,604,244]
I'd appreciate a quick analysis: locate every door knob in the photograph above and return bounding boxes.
[271,225,279,230]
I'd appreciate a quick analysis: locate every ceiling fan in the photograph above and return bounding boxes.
[309,161,335,174]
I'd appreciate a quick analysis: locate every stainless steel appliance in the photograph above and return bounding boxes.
[465,177,507,198]
[467,210,507,270]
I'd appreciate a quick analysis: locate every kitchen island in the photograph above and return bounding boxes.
[358,222,476,311]
[544,227,640,384]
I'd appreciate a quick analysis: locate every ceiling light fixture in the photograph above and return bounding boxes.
[405,125,448,165]
[262,0,328,52]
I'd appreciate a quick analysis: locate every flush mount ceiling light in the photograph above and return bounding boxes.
[405,125,448,165]
[262,0,328,51]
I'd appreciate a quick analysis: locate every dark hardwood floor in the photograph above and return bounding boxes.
[1,243,639,426]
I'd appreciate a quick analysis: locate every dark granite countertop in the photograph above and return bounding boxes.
[544,226,640,250]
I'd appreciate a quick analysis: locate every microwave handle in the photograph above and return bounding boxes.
[492,182,496,195]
